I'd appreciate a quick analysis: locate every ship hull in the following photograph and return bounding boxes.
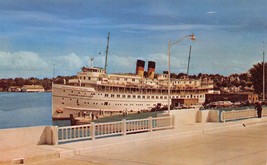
[52,83,207,119]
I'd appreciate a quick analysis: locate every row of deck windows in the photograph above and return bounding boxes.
[103,94,204,99]
[63,89,207,97]
[61,98,151,107]
[62,89,204,99]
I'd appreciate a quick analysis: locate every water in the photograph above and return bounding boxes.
[0,92,61,129]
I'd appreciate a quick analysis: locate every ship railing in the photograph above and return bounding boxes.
[57,115,174,144]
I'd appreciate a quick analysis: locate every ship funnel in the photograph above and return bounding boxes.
[147,61,156,79]
[136,60,145,77]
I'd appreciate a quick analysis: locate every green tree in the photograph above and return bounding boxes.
[14,77,24,86]
[249,62,267,95]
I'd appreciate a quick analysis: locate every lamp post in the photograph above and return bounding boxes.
[167,34,196,114]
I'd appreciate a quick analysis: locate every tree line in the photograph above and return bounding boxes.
[0,76,75,91]
[0,62,266,95]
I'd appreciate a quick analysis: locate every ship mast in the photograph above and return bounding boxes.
[104,32,110,73]
[186,45,192,75]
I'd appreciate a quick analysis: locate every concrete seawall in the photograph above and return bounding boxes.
[0,126,57,150]
[0,108,264,164]
[170,109,219,127]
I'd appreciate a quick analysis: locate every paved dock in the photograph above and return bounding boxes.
[2,118,267,165]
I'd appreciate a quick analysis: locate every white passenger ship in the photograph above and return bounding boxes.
[52,59,213,119]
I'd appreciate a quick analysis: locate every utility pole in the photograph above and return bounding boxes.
[53,64,55,79]
[263,41,265,101]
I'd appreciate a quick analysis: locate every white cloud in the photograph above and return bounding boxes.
[0,51,49,70]
[0,51,86,78]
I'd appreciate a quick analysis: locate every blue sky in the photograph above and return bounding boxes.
[0,0,267,78]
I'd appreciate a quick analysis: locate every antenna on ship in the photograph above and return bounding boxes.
[104,32,110,73]
[186,45,192,75]
[90,58,94,67]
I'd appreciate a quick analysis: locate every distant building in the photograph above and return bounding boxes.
[205,93,258,104]
[171,98,199,107]
[8,86,22,92]
[21,85,45,92]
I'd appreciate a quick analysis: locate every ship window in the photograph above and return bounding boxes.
[133,95,136,98]
[127,95,131,98]
[137,95,141,99]
[105,94,109,97]
[111,94,114,98]
[151,96,154,99]
[156,96,159,99]
[164,96,167,99]
[132,79,135,82]
[63,90,65,92]
[122,95,126,98]
[117,94,120,98]
[142,96,145,99]
[147,96,150,99]
[62,102,64,104]
[124,78,127,81]
[160,96,163,99]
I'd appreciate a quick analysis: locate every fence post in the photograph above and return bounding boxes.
[52,126,58,145]
[148,117,153,132]
[90,122,95,140]
[122,119,127,136]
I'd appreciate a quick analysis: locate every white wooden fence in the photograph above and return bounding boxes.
[57,116,174,143]
[221,109,267,122]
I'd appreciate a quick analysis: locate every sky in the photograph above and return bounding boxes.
[0,0,267,78]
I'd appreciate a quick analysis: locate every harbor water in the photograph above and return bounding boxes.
[0,92,69,129]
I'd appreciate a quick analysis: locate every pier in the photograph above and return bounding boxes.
[1,109,267,164]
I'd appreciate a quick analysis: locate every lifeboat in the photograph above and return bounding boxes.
[56,108,63,113]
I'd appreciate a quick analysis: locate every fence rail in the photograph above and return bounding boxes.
[221,109,267,122]
[57,116,174,143]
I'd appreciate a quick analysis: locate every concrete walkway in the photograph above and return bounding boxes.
[2,118,267,165]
